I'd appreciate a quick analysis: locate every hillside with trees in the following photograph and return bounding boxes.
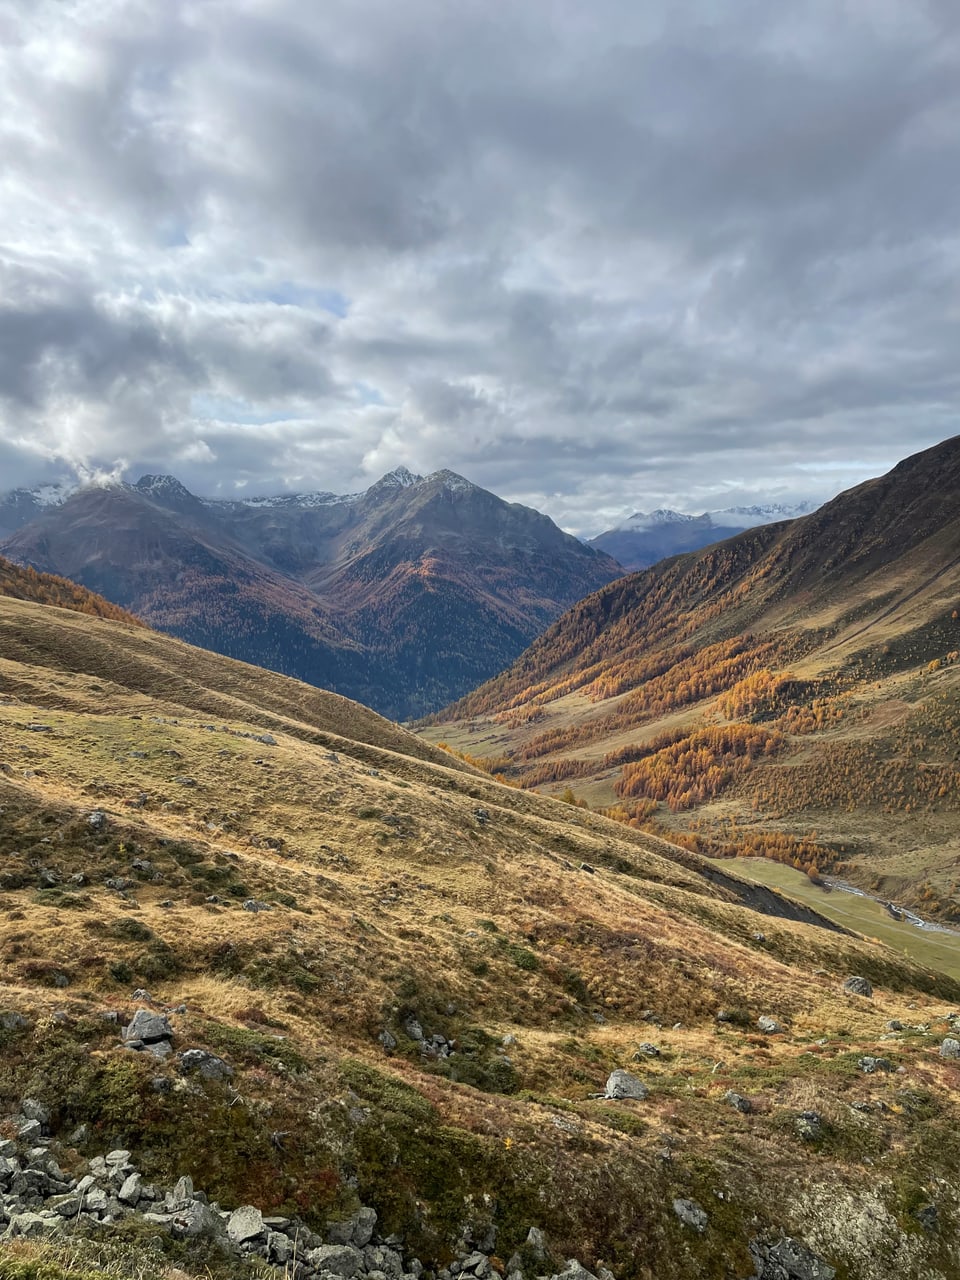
[421,435,960,920]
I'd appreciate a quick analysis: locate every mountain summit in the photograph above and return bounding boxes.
[0,468,621,719]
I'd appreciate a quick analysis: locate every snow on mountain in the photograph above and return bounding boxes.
[617,509,701,531]
[706,501,820,527]
[615,500,820,533]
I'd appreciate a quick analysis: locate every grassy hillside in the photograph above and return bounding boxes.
[0,554,144,626]
[3,596,960,1278]
[420,436,960,922]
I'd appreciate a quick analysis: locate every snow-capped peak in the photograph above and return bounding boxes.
[135,474,194,498]
[617,508,699,531]
[379,466,422,488]
[427,469,476,494]
[706,501,820,527]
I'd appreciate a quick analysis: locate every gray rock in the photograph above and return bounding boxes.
[885,1020,903,1032]
[328,1206,378,1248]
[757,1016,784,1034]
[227,1204,266,1243]
[751,1236,836,1279]
[633,1042,660,1058]
[167,1175,194,1208]
[16,1119,42,1143]
[939,1037,960,1058]
[49,1193,83,1218]
[914,1203,938,1233]
[256,734,277,745]
[83,1187,110,1213]
[461,1253,492,1278]
[858,1056,893,1074]
[268,1229,295,1263]
[553,1263,598,1280]
[0,1012,28,1032]
[603,1069,648,1100]
[3,1210,63,1239]
[842,975,873,998]
[795,1111,824,1142]
[123,1009,173,1045]
[724,1090,752,1114]
[242,899,272,912]
[87,810,107,830]
[104,1148,132,1166]
[526,1226,547,1259]
[0,1156,19,1182]
[20,1099,50,1129]
[170,1200,225,1240]
[364,1244,404,1278]
[672,1198,708,1232]
[378,1029,398,1051]
[118,1172,142,1206]
[178,1049,234,1081]
[404,1018,425,1042]
[307,1243,365,1277]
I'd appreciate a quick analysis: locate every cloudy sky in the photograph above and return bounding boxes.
[1,0,959,535]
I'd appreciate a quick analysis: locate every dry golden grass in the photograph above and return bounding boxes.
[4,594,960,1279]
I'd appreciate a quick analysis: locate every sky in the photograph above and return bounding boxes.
[1,1,959,537]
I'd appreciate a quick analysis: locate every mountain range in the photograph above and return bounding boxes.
[2,564,959,1280]
[0,467,621,720]
[423,434,960,924]
[588,501,820,570]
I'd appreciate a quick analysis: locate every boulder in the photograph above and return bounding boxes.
[122,1009,173,1045]
[178,1049,233,1081]
[118,1172,142,1206]
[20,1099,50,1129]
[672,1198,708,1232]
[724,1090,752,1114]
[307,1243,365,1277]
[939,1037,960,1059]
[227,1204,265,1244]
[603,1069,648,1101]
[757,1016,784,1034]
[328,1206,378,1248]
[170,1200,225,1240]
[795,1111,824,1142]
[3,1211,63,1240]
[858,1056,893,1074]
[842,976,873,998]
[751,1236,836,1279]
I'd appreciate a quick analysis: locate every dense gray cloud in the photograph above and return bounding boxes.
[1,0,958,533]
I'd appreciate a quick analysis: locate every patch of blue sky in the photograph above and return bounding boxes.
[352,382,385,405]
[257,283,349,316]
[190,394,305,426]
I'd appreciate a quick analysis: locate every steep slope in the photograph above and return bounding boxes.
[589,502,820,570]
[2,595,960,1280]
[423,435,960,921]
[0,469,621,719]
[0,553,144,626]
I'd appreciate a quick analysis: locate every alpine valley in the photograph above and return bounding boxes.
[3,553,960,1280]
[0,469,621,721]
[422,435,960,930]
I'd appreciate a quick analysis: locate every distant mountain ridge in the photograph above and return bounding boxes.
[590,500,820,570]
[0,467,621,719]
